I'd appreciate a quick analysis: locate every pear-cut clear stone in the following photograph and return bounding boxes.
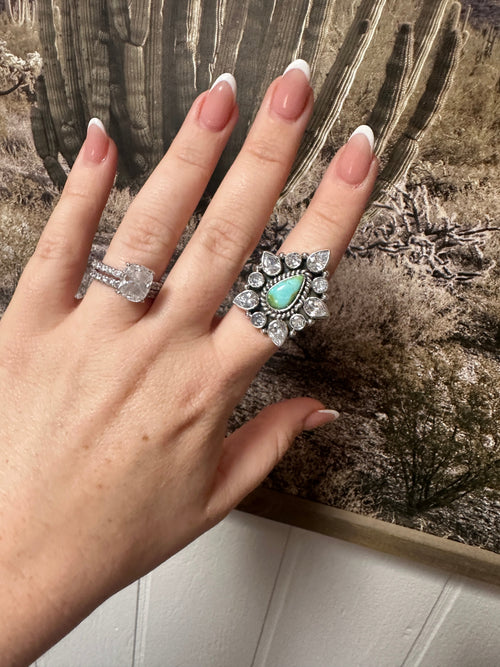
[268,320,288,347]
[261,251,282,276]
[307,250,330,273]
[251,312,267,329]
[117,264,154,302]
[248,271,265,288]
[285,252,302,269]
[303,297,329,319]
[290,314,307,330]
[233,289,259,310]
[312,277,329,294]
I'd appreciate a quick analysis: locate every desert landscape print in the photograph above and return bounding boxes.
[1,1,499,556]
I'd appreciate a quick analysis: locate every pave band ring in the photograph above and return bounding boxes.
[89,259,163,303]
[233,249,331,347]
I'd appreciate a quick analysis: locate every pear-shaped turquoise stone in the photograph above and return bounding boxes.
[267,275,305,310]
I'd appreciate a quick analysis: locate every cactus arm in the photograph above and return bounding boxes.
[31,77,67,187]
[388,0,450,134]
[146,0,165,166]
[108,0,130,41]
[299,0,338,84]
[130,0,152,46]
[123,42,153,173]
[256,0,312,95]
[280,0,387,201]
[37,0,80,165]
[368,4,463,210]
[59,0,86,137]
[197,0,220,92]
[368,23,414,156]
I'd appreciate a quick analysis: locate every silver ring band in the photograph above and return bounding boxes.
[90,259,162,303]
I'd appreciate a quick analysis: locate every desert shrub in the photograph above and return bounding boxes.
[295,254,458,381]
[379,346,500,514]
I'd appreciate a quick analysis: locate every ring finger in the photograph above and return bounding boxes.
[81,73,239,325]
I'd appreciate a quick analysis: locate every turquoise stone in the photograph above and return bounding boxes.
[267,275,305,310]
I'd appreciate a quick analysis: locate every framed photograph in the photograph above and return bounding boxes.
[1,0,498,584]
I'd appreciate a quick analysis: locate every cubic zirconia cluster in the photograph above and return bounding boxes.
[233,250,330,347]
[89,260,162,303]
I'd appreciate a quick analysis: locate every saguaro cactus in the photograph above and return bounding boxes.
[367,2,465,210]
[4,0,37,25]
[32,0,465,209]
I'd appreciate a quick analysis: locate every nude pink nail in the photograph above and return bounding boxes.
[199,73,237,131]
[83,118,109,164]
[271,59,311,121]
[337,125,375,185]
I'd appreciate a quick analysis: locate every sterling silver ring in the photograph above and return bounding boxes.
[89,259,162,303]
[233,250,331,347]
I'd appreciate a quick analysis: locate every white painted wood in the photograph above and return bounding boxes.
[35,580,138,667]
[31,511,500,667]
[406,575,500,666]
[252,526,450,667]
[134,511,290,667]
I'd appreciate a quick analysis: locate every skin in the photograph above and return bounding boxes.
[0,68,377,666]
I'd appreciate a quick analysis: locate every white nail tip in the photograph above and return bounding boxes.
[211,72,237,98]
[349,125,375,152]
[88,117,106,134]
[283,58,311,81]
[317,409,340,420]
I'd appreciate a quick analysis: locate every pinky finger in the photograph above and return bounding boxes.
[13,120,117,324]
[205,398,338,523]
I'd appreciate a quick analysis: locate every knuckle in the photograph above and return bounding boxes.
[196,214,251,264]
[35,230,72,262]
[119,211,172,259]
[244,137,288,169]
[173,143,212,177]
[310,201,344,234]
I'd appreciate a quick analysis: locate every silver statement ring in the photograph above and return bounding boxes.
[89,259,162,303]
[233,250,331,347]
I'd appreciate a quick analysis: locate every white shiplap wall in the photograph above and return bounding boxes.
[36,511,500,667]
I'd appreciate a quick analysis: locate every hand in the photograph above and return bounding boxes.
[0,62,377,665]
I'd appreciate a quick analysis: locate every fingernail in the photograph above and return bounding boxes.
[337,125,375,185]
[199,73,237,131]
[271,58,311,121]
[83,118,109,164]
[303,409,340,431]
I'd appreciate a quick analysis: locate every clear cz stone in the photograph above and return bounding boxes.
[307,250,330,273]
[251,312,267,329]
[233,289,259,310]
[117,263,154,302]
[248,271,265,288]
[268,320,288,347]
[312,277,329,294]
[261,251,282,276]
[285,252,302,269]
[303,297,329,319]
[290,313,307,330]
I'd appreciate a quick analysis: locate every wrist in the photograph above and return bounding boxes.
[0,512,107,666]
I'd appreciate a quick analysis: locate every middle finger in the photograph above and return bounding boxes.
[155,60,313,332]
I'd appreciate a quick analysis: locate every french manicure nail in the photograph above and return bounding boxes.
[199,72,237,131]
[271,58,311,121]
[83,118,109,164]
[303,409,340,431]
[337,124,375,185]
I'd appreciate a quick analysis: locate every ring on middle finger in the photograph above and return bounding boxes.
[233,249,331,347]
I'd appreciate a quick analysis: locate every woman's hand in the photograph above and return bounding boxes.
[0,62,377,665]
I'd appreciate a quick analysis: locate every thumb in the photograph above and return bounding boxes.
[207,398,339,522]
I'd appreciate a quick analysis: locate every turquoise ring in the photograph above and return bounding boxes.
[233,250,330,347]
